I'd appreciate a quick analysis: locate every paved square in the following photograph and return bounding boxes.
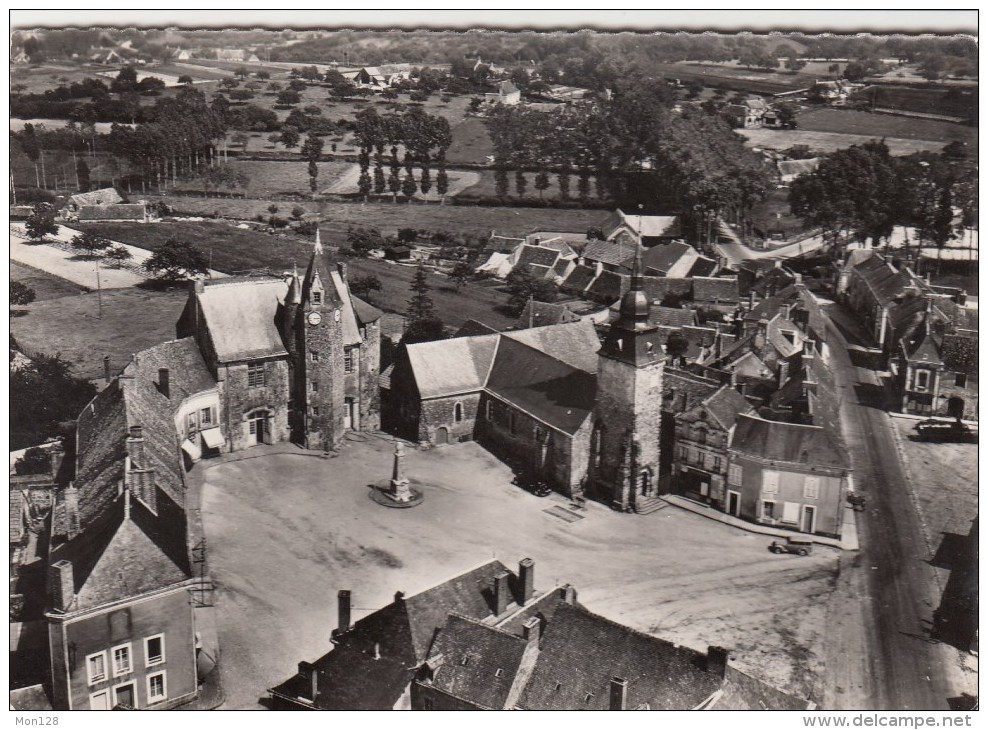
[196,436,840,708]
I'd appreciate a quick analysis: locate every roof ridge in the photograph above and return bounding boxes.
[556,602,697,654]
[407,558,505,601]
[444,612,529,641]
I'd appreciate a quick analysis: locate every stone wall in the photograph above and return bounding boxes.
[418,393,482,445]
[357,321,382,432]
[218,358,291,453]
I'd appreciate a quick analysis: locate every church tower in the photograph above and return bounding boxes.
[591,249,665,512]
[293,231,348,450]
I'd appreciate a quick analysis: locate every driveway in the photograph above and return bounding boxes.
[197,435,839,709]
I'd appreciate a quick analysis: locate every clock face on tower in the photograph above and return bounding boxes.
[307,311,322,326]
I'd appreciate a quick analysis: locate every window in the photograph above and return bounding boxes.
[592,426,603,468]
[89,690,110,711]
[712,456,722,472]
[200,407,212,425]
[312,291,322,305]
[312,406,320,417]
[311,350,320,363]
[111,683,136,710]
[535,425,548,444]
[187,412,197,433]
[312,380,319,392]
[344,348,354,373]
[762,501,776,520]
[147,672,167,704]
[803,476,820,500]
[679,445,689,462]
[145,635,165,667]
[915,369,929,390]
[728,464,742,487]
[955,373,967,388]
[247,362,265,387]
[454,402,463,423]
[111,643,132,677]
[86,651,108,684]
[762,470,779,495]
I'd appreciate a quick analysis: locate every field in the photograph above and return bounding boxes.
[171,159,352,198]
[796,108,978,152]
[323,162,480,200]
[10,261,89,300]
[10,287,189,381]
[649,61,818,95]
[738,128,948,157]
[155,197,610,239]
[10,64,113,95]
[445,115,494,165]
[852,85,977,120]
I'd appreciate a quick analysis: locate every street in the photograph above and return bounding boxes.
[819,300,971,709]
[714,218,826,267]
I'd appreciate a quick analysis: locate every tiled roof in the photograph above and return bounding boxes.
[581,239,637,268]
[731,413,849,470]
[693,276,740,304]
[526,263,554,280]
[587,270,627,303]
[67,187,123,207]
[517,602,723,710]
[642,241,697,277]
[551,258,573,277]
[350,294,382,325]
[642,276,693,304]
[603,210,681,240]
[197,278,289,361]
[649,305,698,328]
[77,204,146,221]
[427,615,534,709]
[486,338,596,435]
[688,255,719,278]
[697,384,753,431]
[518,300,581,327]
[560,265,597,293]
[515,244,560,269]
[504,319,600,373]
[715,666,812,710]
[405,334,499,399]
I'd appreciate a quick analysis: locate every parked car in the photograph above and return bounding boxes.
[847,493,866,512]
[914,419,977,443]
[769,537,813,556]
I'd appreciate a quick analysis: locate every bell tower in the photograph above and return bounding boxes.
[293,231,347,449]
[591,249,665,511]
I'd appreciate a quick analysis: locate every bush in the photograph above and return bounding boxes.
[14,447,51,476]
[13,187,56,204]
[296,221,318,236]
[269,216,289,228]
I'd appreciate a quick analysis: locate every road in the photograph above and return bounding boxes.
[819,300,961,710]
[714,219,826,268]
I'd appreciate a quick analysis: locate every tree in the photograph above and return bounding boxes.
[346,226,385,256]
[103,245,133,267]
[268,203,280,215]
[276,89,301,106]
[110,65,138,93]
[665,331,690,361]
[10,281,36,307]
[450,261,473,291]
[70,231,112,256]
[784,57,807,73]
[234,66,250,79]
[14,447,51,476]
[178,74,194,85]
[404,265,446,344]
[301,134,324,198]
[401,171,418,201]
[280,126,301,150]
[436,167,450,201]
[506,268,556,316]
[349,274,382,301]
[11,352,98,449]
[75,158,91,192]
[775,102,799,129]
[143,239,209,282]
[25,203,58,242]
[256,70,271,80]
[291,206,306,220]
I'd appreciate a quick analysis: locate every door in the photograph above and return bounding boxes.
[343,398,354,429]
[700,480,710,498]
[435,427,449,445]
[801,505,816,534]
[248,413,267,445]
[727,490,741,517]
[113,683,136,709]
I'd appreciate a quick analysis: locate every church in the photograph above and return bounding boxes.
[386,252,666,512]
[176,232,382,455]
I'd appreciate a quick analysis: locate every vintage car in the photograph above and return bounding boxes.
[769,537,813,556]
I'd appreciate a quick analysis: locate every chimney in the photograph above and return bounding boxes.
[522,616,540,644]
[337,262,348,282]
[131,467,157,513]
[158,368,170,398]
[297,661,318,701]
[493,570,511,615]
[779,304,791,321]
[337,590,351,634]
[126,425,145,468]
[706,646,729,678]
[63,483,81,539]
[394,590,405,604]
[373,642,381,660]
[103,356,112,384]
[123,485,131,520]
[563,584,578,605]
[49,560,75,612]
[193,278,205,294]
[609,677,628,711]
[748,290,755,310]
[518,558,535,604]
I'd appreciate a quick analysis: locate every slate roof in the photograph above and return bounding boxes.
[504,319,600,373]
[602,210,682,240]
[426,615,535,710]
[715,666,812,710]
[551,258,573,277]
[560,265,597,293]
[587,270,627,303]
[486,234,525,254]
[649,305,698,328]
[486,338,596,435]
[454,319,500,337]
[515,244,560,269]
[405,334,499,398]
[642,241,696,277]
[693,276,740,304]
[642,276,693,304]
[350,294,383,325]
[731,413,849,470]
[688,255,719,278]
[67,187,122,207]
[581,239,637,269]
[196,278,289,361]
[519,300,581,327]
[77,203,146,221]
[695,385,753,431]
[852,255,915,307]
[527,263,554,280]
[517,602,723,710]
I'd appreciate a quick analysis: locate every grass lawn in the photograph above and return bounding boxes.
[10,261,89,300]
[738,128,948,157]
[172,159,352,198]
[156,196,610,239]
[796,108,978,152]
[73,220,522,330]
[445,116,493,165]
[852,85,977,120]
[10,287,189,382]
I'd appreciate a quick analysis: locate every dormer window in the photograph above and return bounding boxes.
[312,291,322,305]
[494,668,504,678]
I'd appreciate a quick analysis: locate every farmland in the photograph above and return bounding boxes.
[171,159,352,198]
[795,108,977,151]
[738,128,949,157]
[445,116,494,165]
[10,262,89,300]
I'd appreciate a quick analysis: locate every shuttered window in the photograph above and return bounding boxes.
[762,470,779,495]
[728,464,742,487]
[803,476,820,499]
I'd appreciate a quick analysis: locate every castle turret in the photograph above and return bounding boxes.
[592,249,665,511]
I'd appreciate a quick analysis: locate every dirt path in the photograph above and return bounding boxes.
[322,162,480,200]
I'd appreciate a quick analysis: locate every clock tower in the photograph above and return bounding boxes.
[292,231,348,449]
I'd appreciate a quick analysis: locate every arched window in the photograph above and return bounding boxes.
[454,402,463,423]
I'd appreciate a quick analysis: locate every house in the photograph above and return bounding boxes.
[271,560,812,711]
[518,299,581,328]
[61,188,124,219]
[895,315,978,420]
[727,413,850,538]
[672,385,754,506]
[77,203,149,223]
[484,80,520,105]
[691,276,740,313]
[388,257,668,512]
[642,241,701,278]
[726,96,770,128]
[810,79,850,102]
[215,48,248,62]
[602,209,683,248]
[580,237,638,274]
[268,558,568,710]
[777,157,821,184]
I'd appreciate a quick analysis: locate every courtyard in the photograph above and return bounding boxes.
[196,435,840,709]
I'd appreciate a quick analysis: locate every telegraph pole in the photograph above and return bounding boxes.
[95,259,103,319]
